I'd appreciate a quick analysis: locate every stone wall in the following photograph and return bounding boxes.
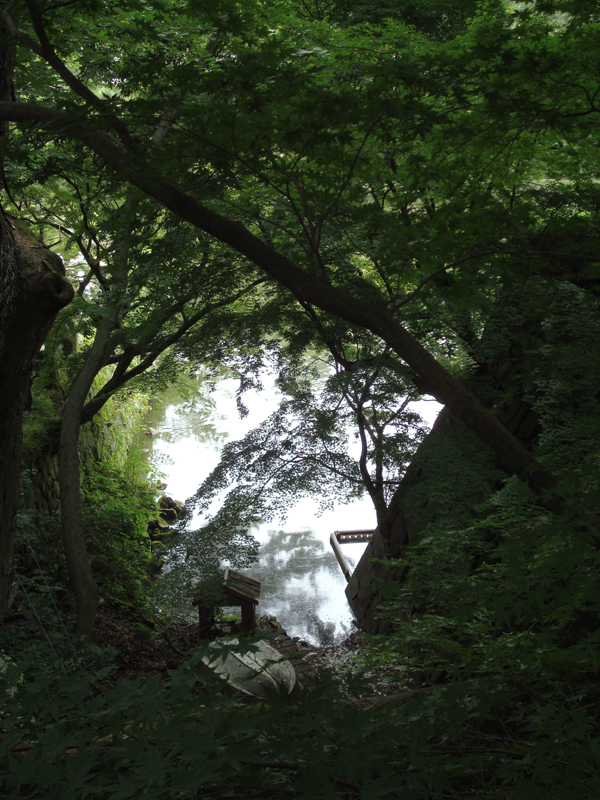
[22,414,140,525]
[346,409,505,633]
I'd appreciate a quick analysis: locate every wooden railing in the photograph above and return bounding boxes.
[330,529,375,582]
[334,530,375,544]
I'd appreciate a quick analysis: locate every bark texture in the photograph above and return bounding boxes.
[0,213,73,622]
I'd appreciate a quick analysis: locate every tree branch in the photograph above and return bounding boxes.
[2,4,137,150]
[0,100,567,515]
[80,279,265,423]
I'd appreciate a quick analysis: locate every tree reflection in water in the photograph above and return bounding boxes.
[143,371,370,644]
[245,529,356,646]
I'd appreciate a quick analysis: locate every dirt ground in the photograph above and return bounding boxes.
[91,609,414,703]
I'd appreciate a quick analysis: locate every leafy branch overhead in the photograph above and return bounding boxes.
[1,0,598,517]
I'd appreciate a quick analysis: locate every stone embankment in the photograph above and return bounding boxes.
[147,495,185,547]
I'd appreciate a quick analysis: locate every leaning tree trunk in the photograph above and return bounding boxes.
[58,193,138,637]
[0,99,571,516]
[58,313,115,637]
[0,213,73,623]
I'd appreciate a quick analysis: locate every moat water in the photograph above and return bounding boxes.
[144,370,439,645]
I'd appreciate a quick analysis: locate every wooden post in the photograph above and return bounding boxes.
[197,604,213,635]
[241,600,256,631]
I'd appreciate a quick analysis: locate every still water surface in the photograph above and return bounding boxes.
[145,372,438,645]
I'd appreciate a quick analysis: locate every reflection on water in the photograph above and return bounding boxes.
[245,528,360,645]
[153,521,260,612]
[144,370,439,646]
[144,370,373,645]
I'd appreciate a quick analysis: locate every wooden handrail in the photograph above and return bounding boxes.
[333,529,375,544]
[330,532,353,582]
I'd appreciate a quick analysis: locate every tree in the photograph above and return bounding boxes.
[190,322,426,538]
[0,212,73,621]
[1,4,600,795]
[0,25,73,622]
[0,0,599,614]
[9,149,267,632]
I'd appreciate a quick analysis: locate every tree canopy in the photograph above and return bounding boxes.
[1,1,600,796]
[4,0,599,504]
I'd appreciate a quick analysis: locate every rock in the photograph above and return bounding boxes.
[148,518,171,539]
[159,495,184,522]
[159,494,183,510]
[202,637,296,697]
[145,427,158,437]
[259,615,280,630]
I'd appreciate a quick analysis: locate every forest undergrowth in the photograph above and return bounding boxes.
[4,320,599,799]
[2,480,600,799]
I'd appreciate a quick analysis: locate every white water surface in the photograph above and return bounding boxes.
[145,371,440,645]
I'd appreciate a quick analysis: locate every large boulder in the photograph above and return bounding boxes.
[346,409,504,633]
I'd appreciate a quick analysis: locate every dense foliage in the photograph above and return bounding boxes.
[9,382,158,671]
[1,0,600,797]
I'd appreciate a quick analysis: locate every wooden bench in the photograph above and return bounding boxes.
[193,567,261,633]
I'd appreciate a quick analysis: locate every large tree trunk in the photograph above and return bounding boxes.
[0,213,73,623]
